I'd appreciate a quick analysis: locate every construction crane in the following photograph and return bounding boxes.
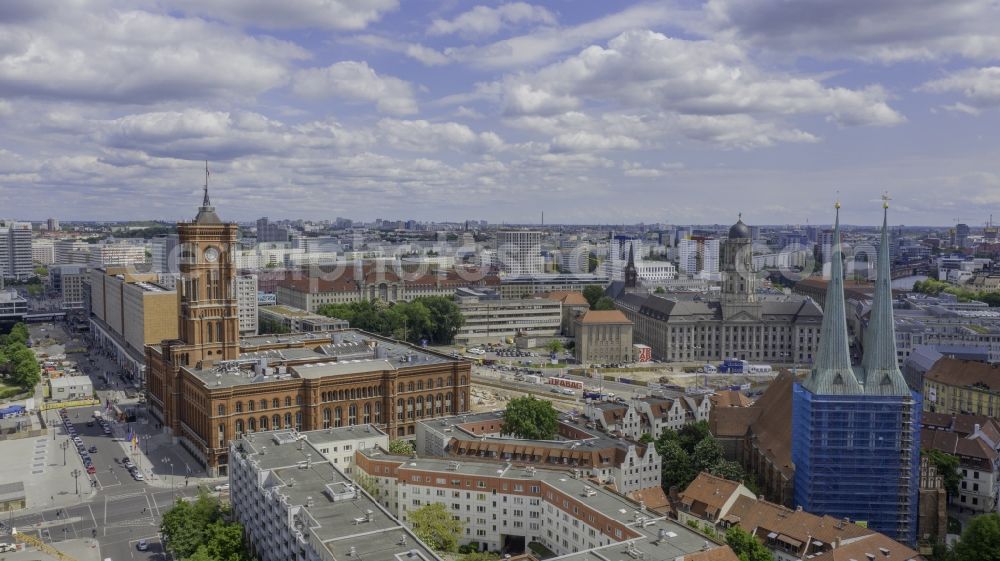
[13,528,78,561]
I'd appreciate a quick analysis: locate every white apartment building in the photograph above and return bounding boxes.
[229,428,440,561]
[585,395,711,440]
[150,234,179,273]
[54,239,91,265]
[677,237,719,277]
[235,274,259,336]
[0,220,33,280]
[89,241,147,268]
[356,451,707,558]
[497,230,543,277]
[32,239,55,265]
[308,425,389,474]
[453,289,562,343]
[604,236,677,282]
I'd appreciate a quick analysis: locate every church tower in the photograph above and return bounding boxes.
[623,243,638,289]
[721,215,760,320]
[175,163,240,368]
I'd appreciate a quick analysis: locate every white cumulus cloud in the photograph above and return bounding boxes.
[429,3,556,38]
[292,61,418,115]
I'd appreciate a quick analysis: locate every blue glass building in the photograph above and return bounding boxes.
[792,202,920,545]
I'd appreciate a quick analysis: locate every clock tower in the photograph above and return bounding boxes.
[175,165,240,367]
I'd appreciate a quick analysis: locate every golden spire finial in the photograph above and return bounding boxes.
[882,191,891,209]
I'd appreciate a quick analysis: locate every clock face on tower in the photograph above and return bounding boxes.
[204,247,219,262]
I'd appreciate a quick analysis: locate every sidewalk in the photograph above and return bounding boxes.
[106,403,223,491]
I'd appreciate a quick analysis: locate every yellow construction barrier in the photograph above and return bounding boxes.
[40,398,100,411]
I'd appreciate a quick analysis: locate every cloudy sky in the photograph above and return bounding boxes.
[2,0,999,226]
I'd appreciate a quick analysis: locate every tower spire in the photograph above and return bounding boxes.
[859,194,910,395]
[202,160,211,207]
[193,160,222,224]
[802,200,863,394]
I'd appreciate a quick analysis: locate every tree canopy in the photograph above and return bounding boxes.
[0,324,39,389]
[582,285,604,308]
[926,449,961,498]
[546,339,564,354]
[409,502,464,553]
[726,526,774,561]
[592,297,616,311]
[318,296,464,344]
[160,492,252,561]
[502,396,558,440]
[388,439,415,455]
[953,512,1000,561]
[654,421,745,491]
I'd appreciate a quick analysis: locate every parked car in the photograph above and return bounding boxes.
[0,543,17,553]
[137,539,148,551]
[132,471,144,481]
[214,483,229,492]
[86,465,96,474]
[88,446,97,453]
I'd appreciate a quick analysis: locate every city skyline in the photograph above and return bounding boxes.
[2,1,999,225]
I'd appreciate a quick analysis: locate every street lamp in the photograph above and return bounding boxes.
[142,434,151,455]
[61,439,70,466]
[71,468,81,495]
[162,458,175,500]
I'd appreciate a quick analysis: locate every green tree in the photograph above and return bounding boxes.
[658,439,695,489]
[639,433,654,444]
[954,512,1000,561]
[8,324,29,346]
[726,526,774,561]
[654,286,665,294]
[502,396,558,440]
[593,297,616,310]
[710,459,746,482]
[927,449,961,499]
[161,492,251,561]
[678,421,712,451]
[546,339,564,354]
[409,502,464,553]
[459,552,500,561]
[582,285,604,308]
[388,439,415,455]
[419,296,465,344]
[692,437,724,474]
[587,253,600,273]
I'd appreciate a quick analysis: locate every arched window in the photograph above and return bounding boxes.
[349,404,358,425]
[260,416,268,430]
[259,399,267,410]
[417,380,423,391]
[416,396,424,417]
[272,398,279,409]
[321,392,327,402]
[350,388,356,400]
[398,383,404,393]
[323,408,332,429]
[437,377,443,388]
[235,419,244,435]
[460,376,466,385]
[247,400,255,412]
[335,407,343,428]
[436,393,444,414]
[407,382,414,392]
[248,417,256,432]
[217,404,225,416]
[363,403,371,424]
[445,392,453,413]
[296,395,303,405]
[272,414,281,429]
[407,398,415,419]
[374,402,381,423]
[285,397,292,407]
[235,401,243,413]
[295,412,302,430]
[427,394,435,417]
[397,399,404,420]
[284,413,292,427]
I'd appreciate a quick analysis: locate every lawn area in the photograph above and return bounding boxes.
[0,381,26,400]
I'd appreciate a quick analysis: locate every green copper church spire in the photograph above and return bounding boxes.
[859,194,910,396]
[802,201,863,395]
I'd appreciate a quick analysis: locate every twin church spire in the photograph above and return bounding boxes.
[802,197,910,396]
